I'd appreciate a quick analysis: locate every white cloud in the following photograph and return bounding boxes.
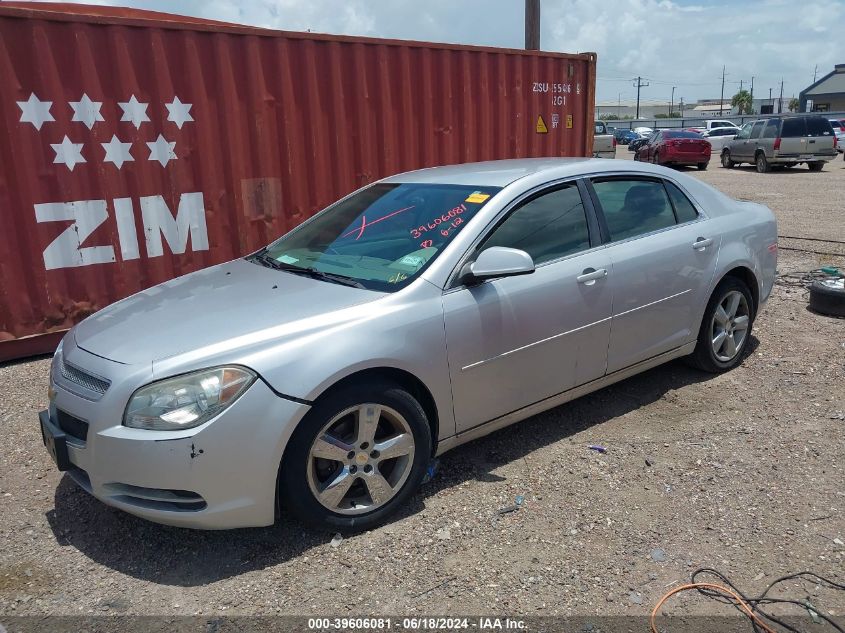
[23,0,845,102]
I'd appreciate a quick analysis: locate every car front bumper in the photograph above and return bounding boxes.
[41,369,311,529]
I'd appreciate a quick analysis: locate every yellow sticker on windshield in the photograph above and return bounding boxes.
[465,192,490,203]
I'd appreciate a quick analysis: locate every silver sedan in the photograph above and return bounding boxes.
[39,159,778,531]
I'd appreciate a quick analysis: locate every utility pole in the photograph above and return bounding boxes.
[813,64,818,82]
[738,79,743,114]
[769,87,772,110]
[719,65,726,115]
[633,76,649,119]
[778,79,784,113]
[670,86,675,116]
[750,76,754,114]
[679,97,684,117]
[524,0,540,50]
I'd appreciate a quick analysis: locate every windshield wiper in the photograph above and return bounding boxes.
[250,252,367,289]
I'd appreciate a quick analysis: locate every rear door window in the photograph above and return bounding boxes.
[591,179,676,242]
[781,118,806,137]
[664,182,698,223]
[750,121,766,138]
[805,117,834,136]
[762,119,779,138]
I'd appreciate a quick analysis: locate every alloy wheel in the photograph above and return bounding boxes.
[306,404,415,515]
[710,290,750,362]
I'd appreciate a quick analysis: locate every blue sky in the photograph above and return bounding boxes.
[27,0,845,103]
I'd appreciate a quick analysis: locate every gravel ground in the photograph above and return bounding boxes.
[1,155,844,621]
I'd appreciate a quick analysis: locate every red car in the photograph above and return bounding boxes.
[635,130,711,170]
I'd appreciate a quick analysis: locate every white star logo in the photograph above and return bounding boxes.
[17,93,55,130]
[51,136,86,171]
[165,96,194,129]
[69,93,105,129]
[146,134,176,167]
[118,95,150,129]
[101,135,134,169]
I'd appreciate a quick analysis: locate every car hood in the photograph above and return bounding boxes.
[74,258,385,365]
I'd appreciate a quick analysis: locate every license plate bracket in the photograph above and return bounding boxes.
[799,154,814,160]
[39,410,71,471]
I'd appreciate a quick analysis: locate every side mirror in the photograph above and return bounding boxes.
[460,246,535,285]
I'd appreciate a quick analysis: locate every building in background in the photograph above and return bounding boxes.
[800,64,845,112]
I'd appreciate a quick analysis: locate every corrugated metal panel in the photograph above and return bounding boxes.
[0,4,597,361]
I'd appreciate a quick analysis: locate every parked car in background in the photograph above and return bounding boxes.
[830,119,845,157]
[703,127,739,153]
[635,130,711,169]
[593,121,617,159]
[615,128,639,145]
[628,134,651,153]
[721,116,838,172]
[633,126,654,137]
[702,120,740,132]
[39,158,777,531]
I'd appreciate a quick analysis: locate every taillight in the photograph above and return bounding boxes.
[773,137,781,150]
[834,135,838,149]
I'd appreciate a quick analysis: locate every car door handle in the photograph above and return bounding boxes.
[576,268,608,285]
[692,237,713,251]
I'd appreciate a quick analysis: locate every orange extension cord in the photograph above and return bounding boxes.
[650,582,778,633]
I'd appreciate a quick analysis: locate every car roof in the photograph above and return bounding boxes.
[381,157,677,187]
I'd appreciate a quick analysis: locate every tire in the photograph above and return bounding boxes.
[808,161,824,172]
[686,277,755,373]
[755,152,770,173]
[721,151,735,168]
[279,380,432,532]
[808,279,845,317]
[697,162,708,170]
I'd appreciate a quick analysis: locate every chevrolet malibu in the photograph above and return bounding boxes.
[40,159,777,531]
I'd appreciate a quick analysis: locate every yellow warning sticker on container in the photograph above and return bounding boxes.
[465,192,490,203]
[536,115,548,134]
[566,114,573,129]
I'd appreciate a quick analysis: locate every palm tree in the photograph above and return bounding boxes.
[731,89,752,115]
[788,97,800,112]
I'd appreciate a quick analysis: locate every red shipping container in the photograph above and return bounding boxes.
[0,2,597,361]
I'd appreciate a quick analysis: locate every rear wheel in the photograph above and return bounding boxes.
[279,381,432,531]
[755,152,770,173]
[686,277,754,373]
[697,162,708,170]
[721,151,735,168]
[808,161,824,172]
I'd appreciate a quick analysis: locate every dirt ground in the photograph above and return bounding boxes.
[1,151,844,622]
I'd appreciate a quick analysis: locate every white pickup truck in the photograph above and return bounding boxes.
[593,121,616,159]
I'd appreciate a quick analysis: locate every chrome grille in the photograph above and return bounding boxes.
[60,360,110,395]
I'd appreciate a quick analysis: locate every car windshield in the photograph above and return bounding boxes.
[250,182,500,292]
[664,131,702,139]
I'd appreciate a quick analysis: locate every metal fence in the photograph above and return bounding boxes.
[604,112,845,131]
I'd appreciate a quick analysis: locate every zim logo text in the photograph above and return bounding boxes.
[35,192,208,270]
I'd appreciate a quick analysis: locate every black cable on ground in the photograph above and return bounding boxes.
[690,568,845,633]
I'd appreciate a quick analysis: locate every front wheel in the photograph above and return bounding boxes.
[697,162,708,170]
[686,277,755,373]
[279,381,432,531]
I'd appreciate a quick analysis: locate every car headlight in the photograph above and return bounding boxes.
[124,366,256,431]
